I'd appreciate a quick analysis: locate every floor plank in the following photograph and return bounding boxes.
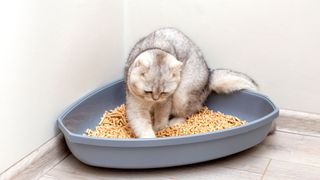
[1,134,69,180]
[42,155,263,180]
[214,154,270,174]
[244,131,320,167]
[263,159,320,180]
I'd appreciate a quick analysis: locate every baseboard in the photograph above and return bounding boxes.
[280,109,320,121]
[277,109,320,137]
[1,109,319,180]
[0,133,70,180]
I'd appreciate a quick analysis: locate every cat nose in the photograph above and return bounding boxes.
[152,93,160,101]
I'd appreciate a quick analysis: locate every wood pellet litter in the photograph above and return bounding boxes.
[85,104,246,138]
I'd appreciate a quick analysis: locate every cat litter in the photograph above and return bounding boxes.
[85,104,246,138]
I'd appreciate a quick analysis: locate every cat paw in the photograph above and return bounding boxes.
[153,122,168,132]
[169,117,186,127]
[138,131,156,138]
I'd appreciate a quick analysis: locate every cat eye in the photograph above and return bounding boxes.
[144,90,152,94]
[161,92,169,95]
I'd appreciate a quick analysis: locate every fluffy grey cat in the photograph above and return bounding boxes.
[125,27,261,138]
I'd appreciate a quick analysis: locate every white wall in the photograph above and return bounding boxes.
[0,0,124,173]
[125,0,320,114]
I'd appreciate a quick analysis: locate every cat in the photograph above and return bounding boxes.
[125,27,266,138]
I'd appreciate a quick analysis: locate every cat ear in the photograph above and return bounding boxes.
[134,58,151,68]
[168,59,183,72]
[134,52,153,68]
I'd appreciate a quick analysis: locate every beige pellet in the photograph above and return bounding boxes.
[85,104,246,138]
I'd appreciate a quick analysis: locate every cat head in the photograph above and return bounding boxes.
[128,49,183,102]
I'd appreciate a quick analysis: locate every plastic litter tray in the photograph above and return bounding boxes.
[58,79,279,169]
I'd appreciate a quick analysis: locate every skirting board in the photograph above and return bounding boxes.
[0,133,69,180]
[280,109,320,121]
[1,109,319,180]
[278,109,320,137]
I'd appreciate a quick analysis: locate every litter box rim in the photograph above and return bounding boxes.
[58,79,279,148]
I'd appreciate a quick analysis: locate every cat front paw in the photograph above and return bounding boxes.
[153,121,168,132]
[138,130,157,138]
[169,117,186,127]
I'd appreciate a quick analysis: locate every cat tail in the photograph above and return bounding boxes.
[209,69,258,94]
[208,69,276,135]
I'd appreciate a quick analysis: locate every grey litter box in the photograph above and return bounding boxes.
[58,79,279,169]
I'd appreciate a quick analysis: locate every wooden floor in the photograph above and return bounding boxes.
[17,115,320,180]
